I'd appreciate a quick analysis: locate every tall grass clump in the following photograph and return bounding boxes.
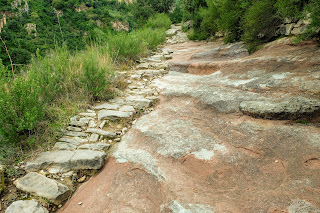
[106,13,170,62]
[145,13,172,29]
[0,46,117,164]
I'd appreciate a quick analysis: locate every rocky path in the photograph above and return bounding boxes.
[4,28,176,212]
[6,25,320,212]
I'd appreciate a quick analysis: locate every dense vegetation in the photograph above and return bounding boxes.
[170,0,320,45]
[0,0,171,165]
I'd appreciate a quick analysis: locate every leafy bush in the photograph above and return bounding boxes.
[81,50,114,101]
[145,13,172,30]
[242,0,279,43]
[275,0,307,19]
[0,61,45,144]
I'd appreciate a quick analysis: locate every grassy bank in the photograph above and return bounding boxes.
[0,13,171,169]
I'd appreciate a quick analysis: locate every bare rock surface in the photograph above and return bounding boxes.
[16,172,70,204]
[6,200,48,213]
[58,28,320,213]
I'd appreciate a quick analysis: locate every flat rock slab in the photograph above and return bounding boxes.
[98,110,131,120]
[26,150,106,173]
[136,63,149,69]
[69,121,87,127]
[64,131,87,137]
[78,143,110,151]
[6,200,48,213]
[119,105,135,113]
[125,96,152,108]
[79,112,96,117]
[240,96,320,120]
[16,172,70,205]
[85,128,116,138]
[93,103,119,110]
[53,142,77,151]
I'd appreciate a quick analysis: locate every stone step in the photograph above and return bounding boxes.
[85,128,117,138]
[25,150,106,173]
[125,96,152,108]
[98,110,132,120]
[16,172,71,205]
[64,131,88,137]
[93,103,120,110]
[78,143,110,151]
[5,200,48,213]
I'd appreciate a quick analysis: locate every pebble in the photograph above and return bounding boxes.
[77,176,86,183]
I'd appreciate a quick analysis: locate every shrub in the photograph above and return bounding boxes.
[80,50,114,101]
[145,13,172,30]
[0,61,45,144]
[242,0,279,43]
[275,0,308,19]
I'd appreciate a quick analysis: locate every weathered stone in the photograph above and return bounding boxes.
[99,120,107,129]
[0,164,5,193]
[240,96,320,120]
[70,116,79,122]
[69,120,87,127]
[93,103,119,110]
[53,142,77,151]
[73,137,89,143]
[151,55,164,61]
[25,150,106,173]
[88,133,99,142]
[58,138,81,146]
[166,28,178,37]
[136,63,149,69]
[291,25,307,35]
[119,105,136,113]
[66,126,82,132]
[64,131,88,137]
[125,96,152,108]
[164,54,172,60]
[79,117,92,124]
[78,143,110,151]
[16,172,70,204]
[285,23,295,35]
[88,120,97,128]
[288,199,320,213]
[131,74,141,79]
[86,128,117,138]
[98,110,131,120]
[5,200,48,213]
[79,112,96,117]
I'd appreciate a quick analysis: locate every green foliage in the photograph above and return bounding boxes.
[275,0,308,19]
[81,50,113,101]
[242,0,279,43]
[0,61,45,144]
[145,13,172,30]
[178,0,320,45]
[106,13,169,61]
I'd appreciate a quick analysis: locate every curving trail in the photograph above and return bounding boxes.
[59,25,320,213]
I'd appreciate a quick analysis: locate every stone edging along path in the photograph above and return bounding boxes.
[3,25,187,212]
